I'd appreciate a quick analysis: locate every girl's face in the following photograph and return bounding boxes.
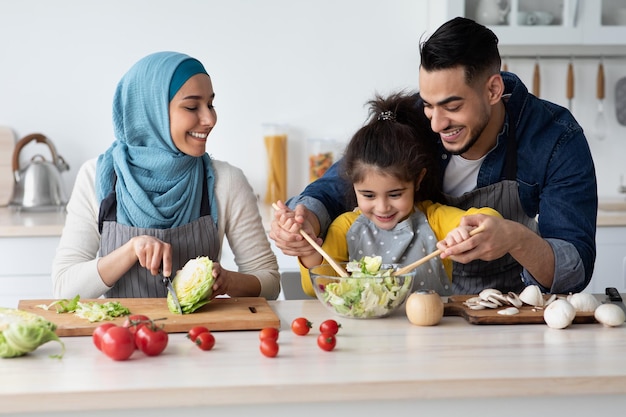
[169,73,216,157]
[353,167,416,231]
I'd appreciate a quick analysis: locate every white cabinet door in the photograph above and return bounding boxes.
[434,0,626,46]
[587,227,626,294]
[0,236,59,308]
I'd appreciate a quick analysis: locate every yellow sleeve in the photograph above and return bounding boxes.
[299,211,360,297]
[416,201,502,278]
[417,200,502,241]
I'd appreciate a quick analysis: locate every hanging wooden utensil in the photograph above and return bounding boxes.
[594,60,607,140]
[532,60,540,97]
[566,60,574,112]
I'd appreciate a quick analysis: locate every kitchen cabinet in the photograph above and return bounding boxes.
[430,0,626,47]
[588,226,626,293]
[0,236,58,308]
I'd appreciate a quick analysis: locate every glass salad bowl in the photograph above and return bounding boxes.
[309,259,414,319]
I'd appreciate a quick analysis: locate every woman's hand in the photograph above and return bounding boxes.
[131,235,173,277]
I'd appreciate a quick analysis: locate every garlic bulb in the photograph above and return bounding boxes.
[567,293,601,312]
[543,299,576,329]
[594,304,626,327]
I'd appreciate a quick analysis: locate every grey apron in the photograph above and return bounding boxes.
[443,113,538,294]
[98,177,220,298]
[347,211,453,296]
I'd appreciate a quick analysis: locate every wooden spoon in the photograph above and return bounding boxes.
[566,60,574,112]
[271,203,348,277]
[393,224,486,276]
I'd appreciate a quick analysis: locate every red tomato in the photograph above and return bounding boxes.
[259,339,279,357]
[317,333,337,351]
[135,324,169,356]
[122,314,151,348]
[319,319,341,335]
[195,331,216,351]
[291,317,312,336]
[259,327,279,341]
[93,323,116,351]
[101,326,135,361]
[187,326,210,342]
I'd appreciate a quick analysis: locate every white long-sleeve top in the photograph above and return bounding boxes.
[51,158,280,300]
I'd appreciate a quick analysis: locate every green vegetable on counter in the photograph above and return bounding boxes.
[168,256,215,314]
[0,307,65,359]
[37,295,131,322]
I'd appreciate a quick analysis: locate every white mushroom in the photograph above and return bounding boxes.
[566,293,601,313]
[594,304,626,327]
[497,307,520,316]
[506,292,523,308]
[479,288,502,301]
[543,299,576,329]
[519,285,544,307]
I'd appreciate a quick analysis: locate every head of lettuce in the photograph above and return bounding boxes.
[0,308,65,359]
[167,256,215,314]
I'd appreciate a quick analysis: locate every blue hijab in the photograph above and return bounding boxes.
[96,51,217,229]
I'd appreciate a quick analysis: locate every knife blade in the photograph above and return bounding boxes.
[604,287,626,315]
[162,274,183,314]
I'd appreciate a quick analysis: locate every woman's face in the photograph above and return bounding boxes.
[353,167,415,231]
[169,73,216,157]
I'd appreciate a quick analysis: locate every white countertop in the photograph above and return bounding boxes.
[2,299,626,416]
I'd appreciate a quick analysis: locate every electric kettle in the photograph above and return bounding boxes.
[9,133,69,211]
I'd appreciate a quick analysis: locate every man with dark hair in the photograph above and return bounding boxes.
[271,17,597,295]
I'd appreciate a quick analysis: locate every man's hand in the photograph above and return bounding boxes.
[269,201,321,257]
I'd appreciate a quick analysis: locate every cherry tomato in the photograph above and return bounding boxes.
[187,326,210,342]
[122,314,151,348]
[195,331,216,351]
[93,323,116,351]
[135,323,169,356]
[291,317,312,336]
[259,339,279,357]
[101,325,135,361]
[319,319,341,335]
[259,327,279,341]
[317,333,337,351]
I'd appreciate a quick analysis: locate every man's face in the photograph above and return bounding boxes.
[419,66,492,160]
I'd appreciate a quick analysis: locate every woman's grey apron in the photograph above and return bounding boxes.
[98,177,220,298]
[443,112,538,294]
[346,211,453,296]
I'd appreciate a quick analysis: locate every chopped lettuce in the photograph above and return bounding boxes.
[322,256,412,318]
[37,295,130,323]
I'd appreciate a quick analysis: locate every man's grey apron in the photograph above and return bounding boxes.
[347,211,453,296]
[443,112,539,294]
[98,177,220,298]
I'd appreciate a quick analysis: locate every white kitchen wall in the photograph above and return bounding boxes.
[1,0,625,201]
[0,0,424,201]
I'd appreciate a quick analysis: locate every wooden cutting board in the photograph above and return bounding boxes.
[0,126,16,206]
[17,297,280,337]
[444,295,597,325]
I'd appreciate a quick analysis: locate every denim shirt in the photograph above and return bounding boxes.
[289,72,598,294]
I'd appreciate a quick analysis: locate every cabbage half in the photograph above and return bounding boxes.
[0,307,65,359]
[167,256,215,314]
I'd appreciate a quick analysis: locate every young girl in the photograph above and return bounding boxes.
[276,92,500,297]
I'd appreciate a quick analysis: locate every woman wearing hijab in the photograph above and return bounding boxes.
[52,51,280,300]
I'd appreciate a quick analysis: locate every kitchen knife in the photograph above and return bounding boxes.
[163,275,183,314]
[604,287,626,315]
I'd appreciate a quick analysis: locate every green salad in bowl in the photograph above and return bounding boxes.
[309,256,414,319]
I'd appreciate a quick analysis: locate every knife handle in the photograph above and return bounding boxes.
[606,287,623,302]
